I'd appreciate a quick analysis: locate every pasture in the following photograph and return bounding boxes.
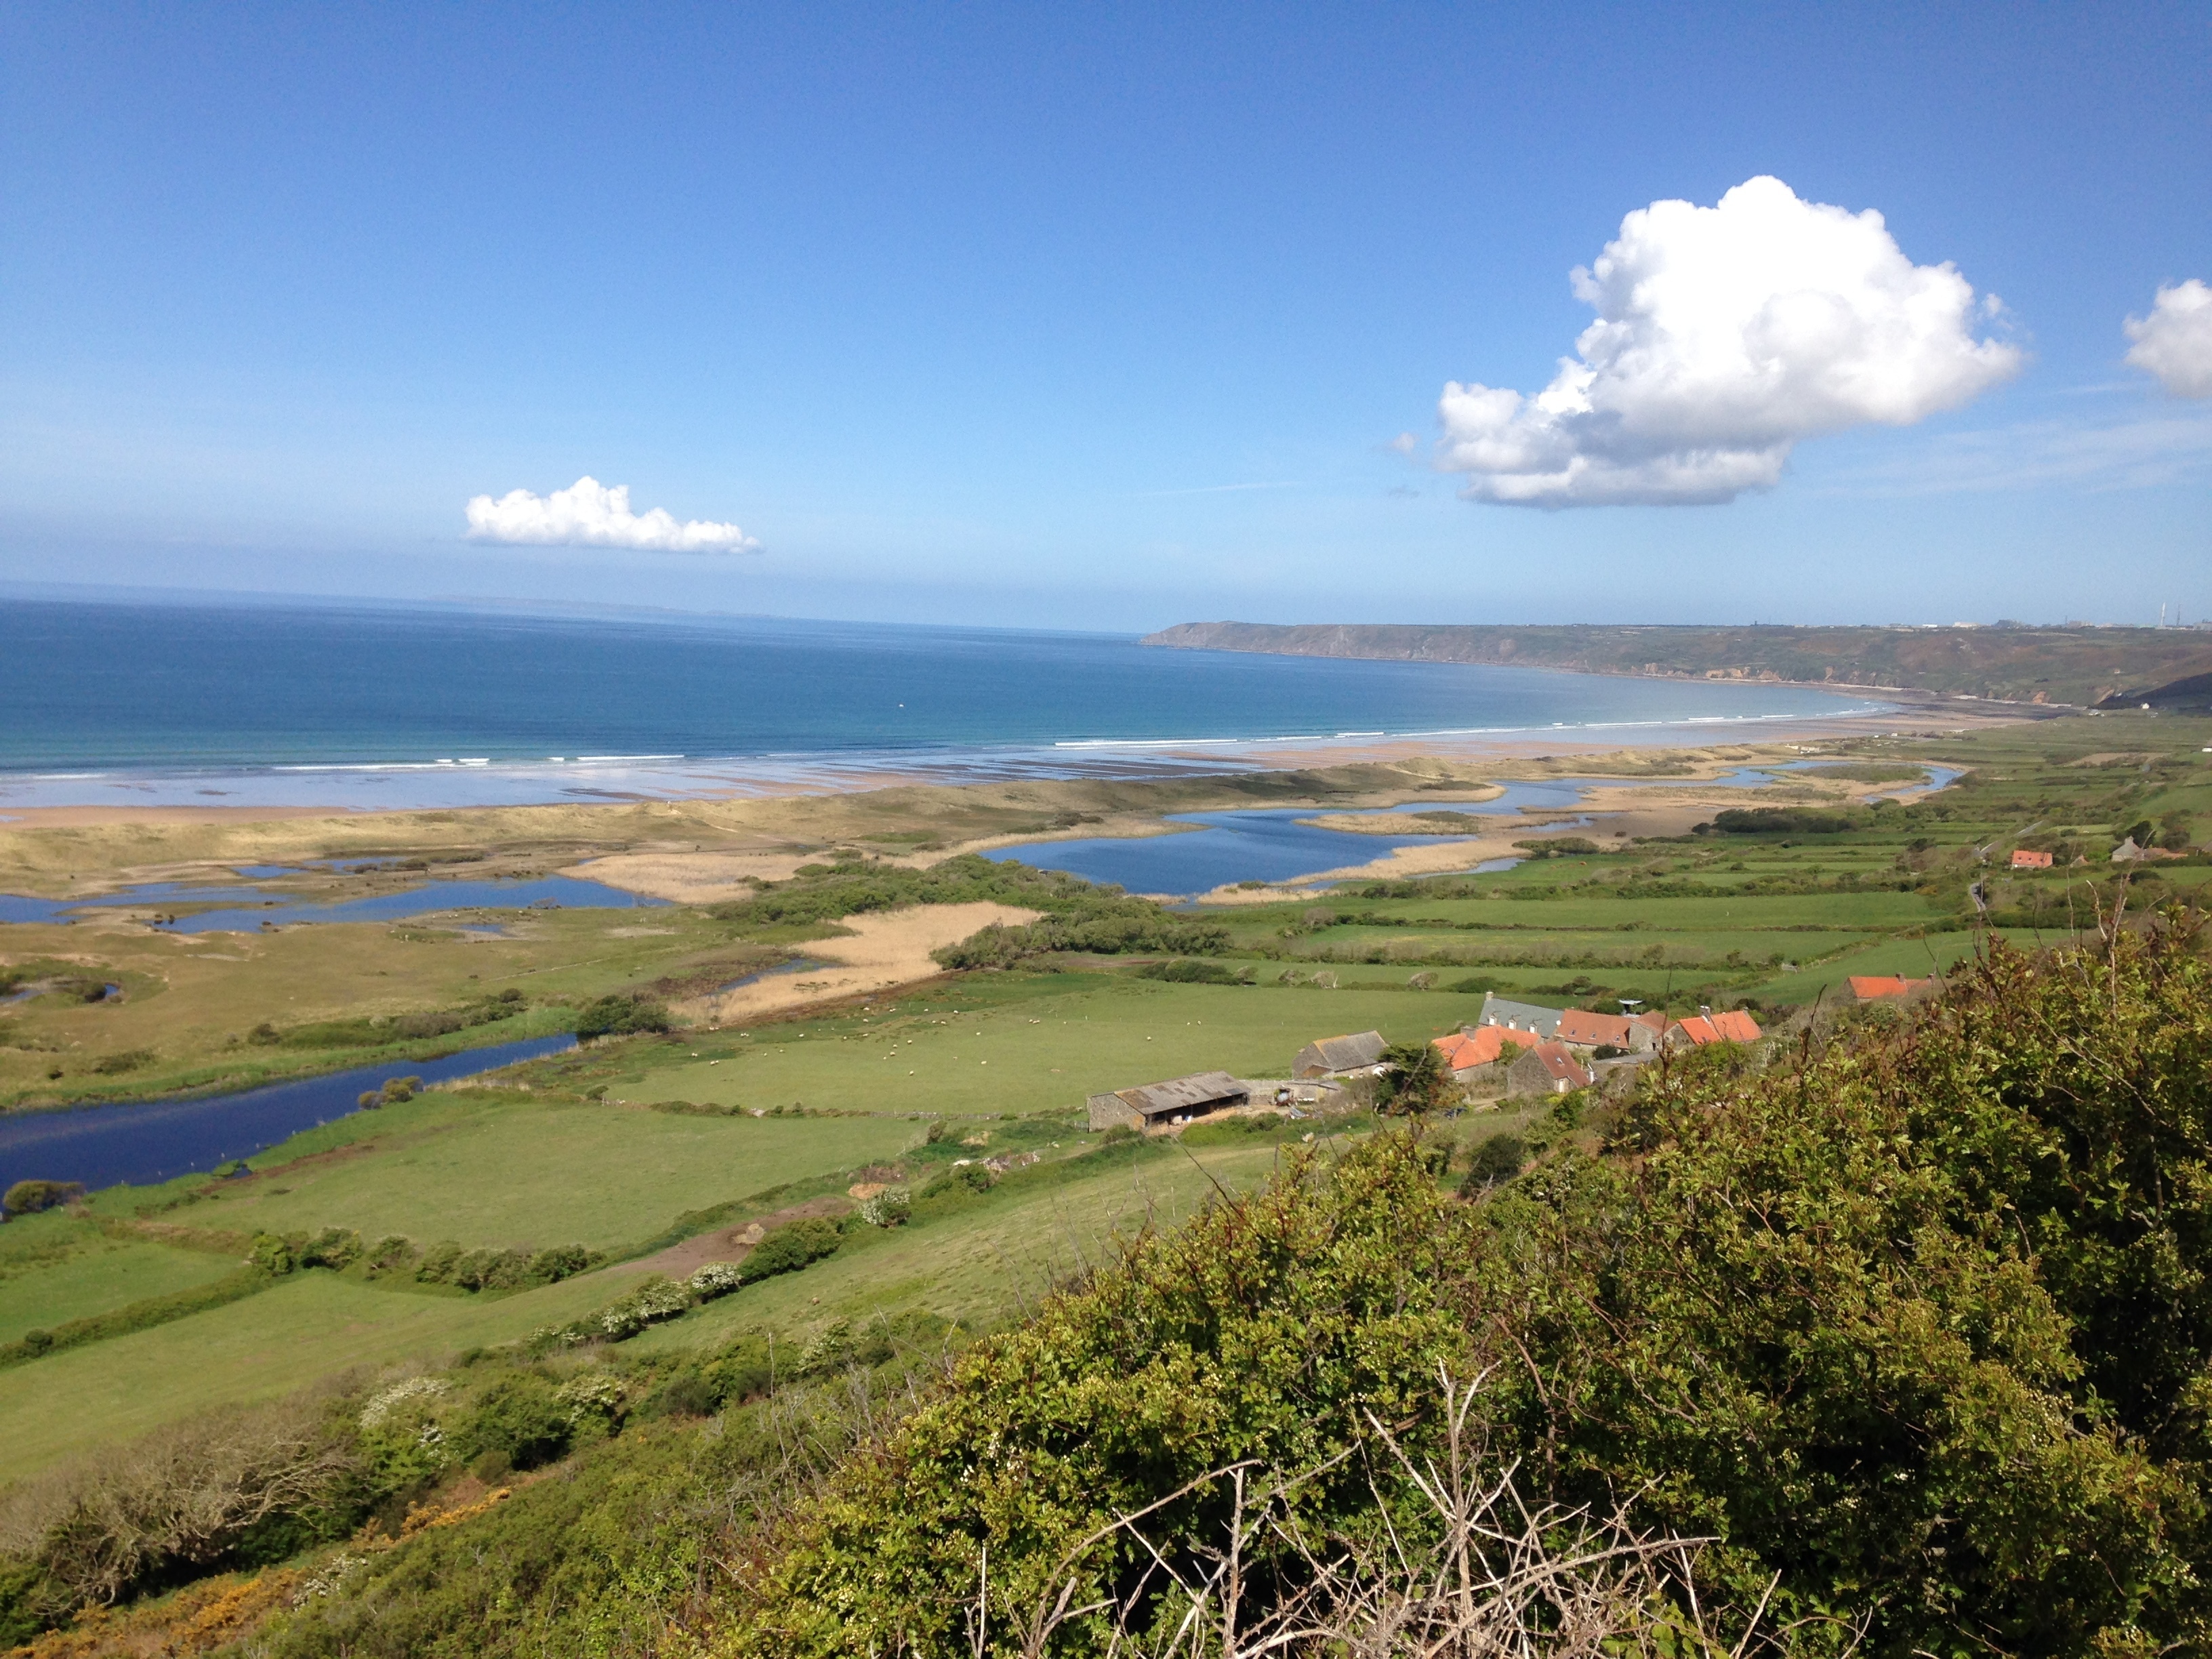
[594,972,1484,1118]
[0,1211,237,1347]
[132,1090,923,1253]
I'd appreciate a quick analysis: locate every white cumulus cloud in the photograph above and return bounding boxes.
[464,476,760,553]
[1434,176,2023,507]
[2125,280,2212,398]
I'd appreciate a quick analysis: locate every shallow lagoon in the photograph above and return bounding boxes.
[0,874,665,934]
[0,1033,578,1193]
[983,766,1954,895]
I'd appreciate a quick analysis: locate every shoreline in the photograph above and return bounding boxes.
[0,691,2028,830]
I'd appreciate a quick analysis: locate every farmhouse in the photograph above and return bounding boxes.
[2010,848,2053,869]
[1508,1041,1593,1096]
[1665,1010,1763,1048]
[1848,975,1932,1002]
[1474,993,1563,1040]
[1086,1070,1250,1132]
[1553,1008,1664,1054]
[1432,1025,1519,1076]
[1293,1030,1387,1078]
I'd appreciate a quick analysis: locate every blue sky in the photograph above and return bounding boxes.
[2,2,2207,630]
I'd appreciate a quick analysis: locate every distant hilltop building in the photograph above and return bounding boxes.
[1087,1071,1249,1132]
[1474,993,1563,1040]
[1294,1030,1387,1079]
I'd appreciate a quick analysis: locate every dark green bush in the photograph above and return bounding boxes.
[742,1218,844,1279]
[575,994,672,1040]
[453,1376,571,1471]
[1129,958,1246,983]
[1461,1132,1527,1190]
[3,1179,85,1215]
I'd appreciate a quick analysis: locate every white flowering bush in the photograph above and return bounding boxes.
[359,1376,449,1431]
[689,1261,745,1299]
[555,1372,626,1427]
[857,1186,912,1228]
[292,1551,365,1605]
[800,1317,854,1372]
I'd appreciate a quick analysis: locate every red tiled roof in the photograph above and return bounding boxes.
[1433,1026,1522,1071]
[1668,1010,1763,1046]
[1555,1008,1636,1048]
[1519,1041,1593,1087]
[2010,848,2053,869]
[1848,976,1930,1001]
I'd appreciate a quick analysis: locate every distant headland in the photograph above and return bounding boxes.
[1141,620,2212,711]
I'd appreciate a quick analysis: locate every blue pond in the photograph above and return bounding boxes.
[0,1033,577,1195]
[0,874,665,933]
[981,767,1949,895]
[983,780,1648,894]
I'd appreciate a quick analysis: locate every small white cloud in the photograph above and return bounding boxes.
[464,476,760,553]
[1434,176,2023,507]
[2125,280,2212,398]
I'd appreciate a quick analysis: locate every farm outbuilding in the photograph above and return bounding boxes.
[1086,1070,1250,1131]
[1293,1030,1387,1078]
[1507,1042,1593,1096]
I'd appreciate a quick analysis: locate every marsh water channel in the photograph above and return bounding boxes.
[0,1033,578,1195]
[983,765,1961,895]
[0,870,666,930]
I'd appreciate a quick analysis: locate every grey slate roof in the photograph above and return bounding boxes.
[1476,993,1563,1039]
[1296,1031,1388,1073]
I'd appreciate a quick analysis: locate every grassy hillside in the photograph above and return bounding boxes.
[1145,619,2212,706]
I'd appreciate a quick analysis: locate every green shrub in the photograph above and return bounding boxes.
[575,994,672,1040]
[89,1048,155,1074]
[453,1376,571,1471]
[1460,1132,1527,1191]
[3,1180,85,1216]
[743,1218,843,1279]
[1376,1040,1454,1115]
[1129,958,1246,983]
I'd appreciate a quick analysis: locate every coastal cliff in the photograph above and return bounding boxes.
[1141,619,2212,709]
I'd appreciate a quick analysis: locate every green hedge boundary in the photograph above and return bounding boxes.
[0,1267,276,1370]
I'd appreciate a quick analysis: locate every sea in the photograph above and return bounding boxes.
[0,598,1883,811]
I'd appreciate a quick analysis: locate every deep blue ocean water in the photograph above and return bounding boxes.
[0,599,1876,809]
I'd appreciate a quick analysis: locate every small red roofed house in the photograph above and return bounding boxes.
[2010,848,2053,869]
[1431,1025,1530,1076]
[1509,1041,1594,1095]
[1665,1010,1763,1048]
[1553,1008,1664,1053]
[1848,976,1931,1002]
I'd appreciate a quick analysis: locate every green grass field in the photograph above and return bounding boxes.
[0,1212,239,1346]
[605,972,1485,1118]
[156,1092,922,1252]
[623,1135,1299,1351]
[0,1269,626,1482]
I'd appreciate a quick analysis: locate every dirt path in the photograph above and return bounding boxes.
[684,901,1040,1026]
[598,1193,857,1281]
